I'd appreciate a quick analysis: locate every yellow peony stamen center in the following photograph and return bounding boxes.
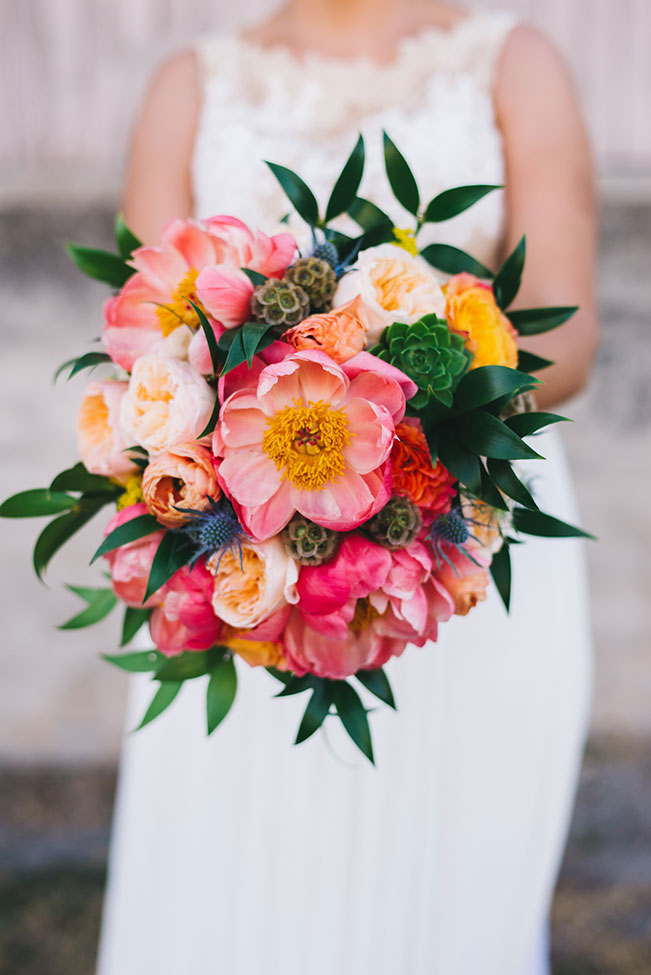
[349,597,382,632]
[262,398,352,492]
[155,268,206,337]
[392,227,419,257]
[116,474,144,511]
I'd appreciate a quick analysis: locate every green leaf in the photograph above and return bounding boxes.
[219,328,246,377]
[490,543,511,612]
[355,668,396,709]
[505,411,569,438]
[121,606,151,646]
[420,243,493,279]
[114,214,142,259]
[512,507,595,540]
[241,320,275,366]
[487,459,539,510]
[493,236,526,310]
[143,531,195,603]
[188,299,221,377]
[423,185,501,223]
[241,268,267,286]
[103,649,165,672]
[33,499,105,580]
[383,131,419,216]
[266,667,293,686]
[332,681,375,764]
[347,197,393,233]
[437,436,481,494]
[54,351,113,383]
[156,647,223,682]
[454,366,539,412]
[275,674,317,697]
[0,489,78,518]
[65,243,134,289]
[59,587,118,630]
[478,463,509,512]
[50,463,121,496]
[265,161,320,226]
[198,392,221,440]
[134,681,182,731]
[508,306,578,336]
[517,350,554,373]
[325,134,365,222]
[91,514,160,564]
[454,412,543,460]
[206,656,238,734]
[295,681,333,744]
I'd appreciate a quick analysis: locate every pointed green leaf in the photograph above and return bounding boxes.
[266,667,293,686]
[156,647,221,682]
[454,366,539,412]
[505,411,569,438]
[295,681,333,744]
[114,214,142,260]
[332,681,375,764]
[54,351,113,383]
[134,681,182,731]
[103,649,164,672]
[143,531,195,603]
[513,507,595,540]
[241,320,275,366]
[121,606,152,646]
[487,459,539,510]
[33,500,105,580]
[0,489,78,518]
[509,306,578,336]
[383,131,419,216]
[241,268,267,286]
[219,328,246,377]
[437,436,481,494]
[91,514,160,564]
[420,243,494,279]
[189,299,221,376]
[478,463,509,512]
[206,656,238,734]
[355,668,396,709]
[454,412,543,460]
[275,674,317,698]
[347,197,393,233]
[424,184,502,223]
[59,588,118,630]
[65,243,133,289]
[265,161,320,226]
[490,543,511,612]
[493,236,526,310]
[50,463,121,496]
[517,350,554,373]
[325,134,366,222]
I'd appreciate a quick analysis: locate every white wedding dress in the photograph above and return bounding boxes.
[97,13,593,975]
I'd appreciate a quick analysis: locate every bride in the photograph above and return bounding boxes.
[97,1,597,973]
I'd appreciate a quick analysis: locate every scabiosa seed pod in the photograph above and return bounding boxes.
[282,515,340,566]
[251,280,310,327]
[311,240,339,269]
[366,495,422,550]
[285,256,337,311]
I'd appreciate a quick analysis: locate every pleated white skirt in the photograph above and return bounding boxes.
[97,428,592,975]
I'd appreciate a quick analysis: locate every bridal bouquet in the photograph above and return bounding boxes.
[1,135,590,762]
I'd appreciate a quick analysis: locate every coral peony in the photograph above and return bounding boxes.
[333,243,446,344]
[214,350,411,539]
[76,380,138,483]
[120,355,215,455]
[141,443,219,528]
[284,295,368,363]
[391,419,457,518]
[207,536,298,629]
[445,273,519,370]
[149,562,220,656]
[103,503,165,608]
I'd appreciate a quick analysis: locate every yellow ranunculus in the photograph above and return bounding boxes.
[444,273,519,370]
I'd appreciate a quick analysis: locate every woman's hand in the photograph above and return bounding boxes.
[496,26,599,408]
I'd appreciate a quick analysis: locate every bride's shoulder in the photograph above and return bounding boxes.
[495,24,581,119]
[140,48,201,115]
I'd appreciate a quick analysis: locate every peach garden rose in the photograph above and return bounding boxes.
[207,536,298,629]
[77,380,139,483]
[141,443,219,528]
[284,295,369,363]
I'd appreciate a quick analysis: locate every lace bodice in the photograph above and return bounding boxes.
[192,11,516,267]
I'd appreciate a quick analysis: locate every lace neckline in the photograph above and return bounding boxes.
[226,14,488,74]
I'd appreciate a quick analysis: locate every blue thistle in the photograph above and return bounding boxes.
[176,496,246,570]
[428,508,483,574]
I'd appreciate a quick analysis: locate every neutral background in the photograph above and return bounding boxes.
[1,0,650,764]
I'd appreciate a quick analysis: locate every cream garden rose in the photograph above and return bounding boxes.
[207,537,298,629]
[77,380,138,483]
[120,354,215,455]
[333,243,446,344]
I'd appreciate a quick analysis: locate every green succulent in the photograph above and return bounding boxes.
[284,257,337,312]
[373,314,472,409]
[251,280,310,327]
[282,515,340,566]
[365,496,422,550]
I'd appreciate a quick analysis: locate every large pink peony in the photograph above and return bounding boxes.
[103,503,165,608]
[149,562,221,656]
[214,350,416,540]
[103,217,296,372]
[283,609,405,680]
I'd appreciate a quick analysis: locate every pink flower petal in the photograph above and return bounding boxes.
[218,450,282,507]
[341,398,395,474]
[195,266,254,328]
[237,480,295,541]
[343,351,418,410]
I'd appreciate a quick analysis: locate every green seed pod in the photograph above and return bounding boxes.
[284,257,337,312]
[366,495,422,550]
[251,280,310,327]
[282,515,341,566]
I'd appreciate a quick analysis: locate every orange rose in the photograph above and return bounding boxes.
[391,419,456,517]
[284,295,368,363]
[445,273,518,370]
[225,636,287,669]
[435,545,491,617]
[141,443,219,527]
[460,496,505,554]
